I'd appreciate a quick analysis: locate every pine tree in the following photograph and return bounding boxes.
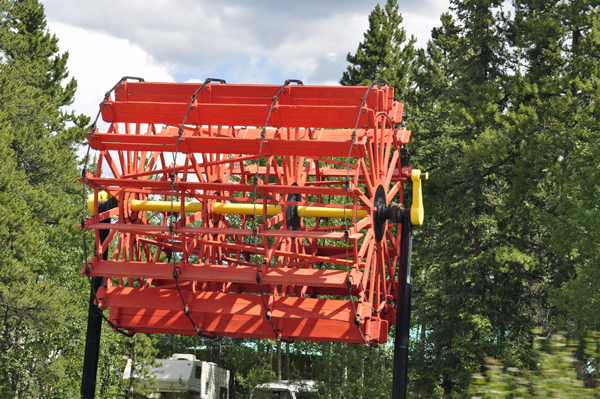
[508,0,600,337]
[407,1,552,396]
[407,0,600,395]
[0,0,76,106]
[407,14,464,397]
[340,0,416,102]
[0,0,90,396]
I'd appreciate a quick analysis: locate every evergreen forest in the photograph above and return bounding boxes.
[0,0,599,397]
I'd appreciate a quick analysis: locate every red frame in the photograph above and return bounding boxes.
[80,82,413,345]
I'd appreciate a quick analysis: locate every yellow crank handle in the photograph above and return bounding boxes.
[410,169,428,225]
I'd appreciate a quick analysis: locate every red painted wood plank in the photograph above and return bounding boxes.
[115,82,391,111]
[103,288,357,322]
[107,307,383,343]
[83,177,353,197]
[103,101,377,129]
[90,260,360,289]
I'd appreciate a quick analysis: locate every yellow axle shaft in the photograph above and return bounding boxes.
[87,170,428,225]
[88,195,369,219]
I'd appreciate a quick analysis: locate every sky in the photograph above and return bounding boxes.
[41,0,451,123]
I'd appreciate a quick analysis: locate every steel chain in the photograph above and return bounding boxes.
[81,76,145,338]
[170,78,227,338]
[253,79,302,342]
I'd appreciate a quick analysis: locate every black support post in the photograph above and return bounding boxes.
[81,199,116,399]
[392,212,413,399]
[81,275,104,399]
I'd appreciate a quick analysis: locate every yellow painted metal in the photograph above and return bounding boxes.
[132,200,367,218]
[88,192,370,219]
[410,169,428,225]
[132,200,202,213]
[298,206,369,219]
[213,203,282,216]
[131,200,367,218]
[129,200,282,215]
[86,191,112,213]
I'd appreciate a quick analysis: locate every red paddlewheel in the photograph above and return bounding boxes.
[80,80,416,345]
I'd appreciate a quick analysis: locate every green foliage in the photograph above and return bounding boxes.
[406,0,600,397]
[506,0,600,334]
[471,331,600,398]
[124,334,161,397]
[408,3,540,395]
[0,0,89,397]
[340,0,416,101]
[237,362,278,394]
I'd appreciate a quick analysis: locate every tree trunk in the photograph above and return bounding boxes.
[269,342,273,372]
[277,340,282,380]
[328,343,333,399]
[218,340,222,366]
[359,353,365,399]
[286,342,291,380]
[343,344,348,399]
[129,336,137,399]
[230,367,236,399]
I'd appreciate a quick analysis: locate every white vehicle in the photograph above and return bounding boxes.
[124,353,230,399]
[249,380,322,399]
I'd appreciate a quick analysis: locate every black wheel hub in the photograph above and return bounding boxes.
[373,185,389,242]
[286,182,301,230]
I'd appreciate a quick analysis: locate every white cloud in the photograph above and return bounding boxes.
[47,21,175,123]
[403,8,448,49]
[43,0,451,90]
